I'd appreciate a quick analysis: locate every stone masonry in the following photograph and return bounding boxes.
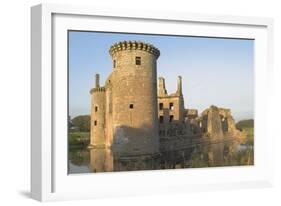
[89,41,246,156]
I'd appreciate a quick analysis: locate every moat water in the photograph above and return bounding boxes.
[68,142,254,174]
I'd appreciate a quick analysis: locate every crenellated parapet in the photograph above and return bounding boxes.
[109,41,160,59]
[90,86,106,94]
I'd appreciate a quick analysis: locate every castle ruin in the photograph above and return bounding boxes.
[89,41,245,157]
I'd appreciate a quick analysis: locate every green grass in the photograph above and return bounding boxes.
[69,132,90,149]
[236,119,254,146]
[236,119,254,130]
[242,127,254,146]
[236,126,254,165]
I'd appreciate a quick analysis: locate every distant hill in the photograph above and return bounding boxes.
[71,115,91,132]
[236,119,254,130]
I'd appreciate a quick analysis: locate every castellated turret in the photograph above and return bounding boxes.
[90,74,106,148]
[109,41,160,155]
[90,41,160,156]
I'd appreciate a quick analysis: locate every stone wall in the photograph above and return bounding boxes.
[206,106,224,138]
[186,109,198,119]
[108,41,160,155]
[198,105,246,141]
[89,40,246,156]
[157,76,185,137]
[89,78,106,147]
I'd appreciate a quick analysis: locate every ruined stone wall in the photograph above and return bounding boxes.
[186,109,198,119]
[218,108,246,140]
[202,106,224,139]
[158,96,186,137]
[157,76,185,137]
[158,77,167,96]
[158,96,183,123]
[108,41,160,155]
[218,108,236,133]
[198,106,246,141]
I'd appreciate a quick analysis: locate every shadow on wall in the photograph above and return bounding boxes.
[111,123,159,156]
[159,118,201,138]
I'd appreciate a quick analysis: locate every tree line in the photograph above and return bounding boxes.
[69,115,90,132]
[236,119,254,130]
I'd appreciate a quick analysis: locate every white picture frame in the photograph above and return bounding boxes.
[31,3,274,202]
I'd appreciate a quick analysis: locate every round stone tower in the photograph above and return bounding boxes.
[108,41,160,156]
[89,74,106,148]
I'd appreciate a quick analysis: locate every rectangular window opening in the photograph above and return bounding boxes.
[94,120,97,126]
[135,56,141,65]
[113,60,116,68]
[129,104,134,109]
[169,115,174,122]
[159,116,164,123]
[95,106,98,112]
[169,103,174,110]
[159,103,163,110]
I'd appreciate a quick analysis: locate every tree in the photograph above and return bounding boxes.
[71,115,91,132]
[236,119,254,130]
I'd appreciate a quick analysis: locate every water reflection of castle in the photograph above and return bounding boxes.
[88,41,246,168]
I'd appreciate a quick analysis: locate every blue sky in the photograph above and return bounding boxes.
[69,31,254,121]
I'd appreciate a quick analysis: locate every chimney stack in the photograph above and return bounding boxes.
[158,77,167,96]
[95,74,100,88]
[177,76,183,95]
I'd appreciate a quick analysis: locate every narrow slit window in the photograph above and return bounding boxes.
[169,115,174,122]
[94,120,97,126]
[129,104,134,109]
[95,106,98,112]
[159,103,163,110]
[135,56,141,65]
[113,60,116,68]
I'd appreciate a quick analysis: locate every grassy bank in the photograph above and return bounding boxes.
[235,120,254,165]
[243,127,254,146]
[69,132,90,149]
[236,119,254,146]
